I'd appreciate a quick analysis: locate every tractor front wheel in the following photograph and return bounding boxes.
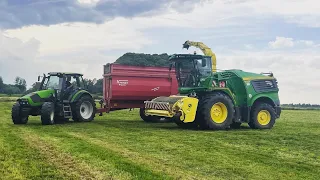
[198,93,235,130]
[249,103,276,129]
[12,102,28,124]
[41,102,55,125]
[73,95,96,122]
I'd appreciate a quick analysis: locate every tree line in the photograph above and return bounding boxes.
[0,76,27,95]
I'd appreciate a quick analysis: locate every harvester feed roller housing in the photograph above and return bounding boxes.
[144,95,198,123]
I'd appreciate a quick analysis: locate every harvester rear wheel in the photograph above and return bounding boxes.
[198,93,234,130]
[249,103,276,129]
[11,102,29,124]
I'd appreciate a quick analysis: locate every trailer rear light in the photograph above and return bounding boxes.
[219,81,226,88]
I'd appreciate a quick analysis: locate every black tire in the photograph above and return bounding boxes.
[198,93,235,130]
[11,102,28,124]
[72,95,96,122]
[41,102,55,125]
[249,103,276,129]
[139,108,172,123]
[230,122,242,129]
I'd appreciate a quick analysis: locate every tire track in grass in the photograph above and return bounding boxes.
[17,128,112,180]
[0,125,65,180]
[20,127,174,180]
[67,132,212,180]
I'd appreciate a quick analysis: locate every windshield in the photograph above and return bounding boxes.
[43,76,62,90]
[175,59,198,87]
[174,57,212,87]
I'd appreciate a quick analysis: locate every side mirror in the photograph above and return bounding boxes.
[38,76,40,81]
[169,64,173,71]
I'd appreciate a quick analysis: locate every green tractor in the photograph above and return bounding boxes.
[144,54,281,130]
[11,72,96,125]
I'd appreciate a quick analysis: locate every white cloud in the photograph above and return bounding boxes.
[269,37,317,49]
[4,20,153,55]
[269,37,294,49]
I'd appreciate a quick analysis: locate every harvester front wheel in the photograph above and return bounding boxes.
[12,102,28,124]
[198,93,234,130]
[41,102,55,125]
[249,103,276,129]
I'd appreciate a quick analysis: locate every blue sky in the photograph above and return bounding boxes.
[0,0,319,103]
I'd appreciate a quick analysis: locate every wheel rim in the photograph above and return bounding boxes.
[257,110,271,125]
[210,102,228,124]
[80,101,93,119]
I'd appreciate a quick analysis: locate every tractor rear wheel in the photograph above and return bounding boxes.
[11,102,28,124]
[139,108,172,123]
[198,93,234,130]
[41,102,55,125]
[72,95,96,122]
[249,103,276,129]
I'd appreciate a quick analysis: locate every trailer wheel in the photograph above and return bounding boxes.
[73,95,96,122]
[198,93,234,130]
[249,103,276,129]
[12,102,28,124]
[41,102,55,125]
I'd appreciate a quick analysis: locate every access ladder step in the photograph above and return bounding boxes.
[63,104,72,118]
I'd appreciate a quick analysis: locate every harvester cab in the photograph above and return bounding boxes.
[12,72,96,125]
[144,53,281,130]
[169,54,212,88]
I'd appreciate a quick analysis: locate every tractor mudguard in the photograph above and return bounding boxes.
[69,90,93,103]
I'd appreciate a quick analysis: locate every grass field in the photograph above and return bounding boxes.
[0,102,319,180]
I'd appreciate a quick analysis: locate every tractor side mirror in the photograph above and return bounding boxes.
[38,76,40,82]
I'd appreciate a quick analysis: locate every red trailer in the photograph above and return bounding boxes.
[97,63,178,122]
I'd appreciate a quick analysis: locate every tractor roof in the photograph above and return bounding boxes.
[169,54,211,61]
[48,72,83,76]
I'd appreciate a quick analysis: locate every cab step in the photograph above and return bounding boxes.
[63,104,72,118]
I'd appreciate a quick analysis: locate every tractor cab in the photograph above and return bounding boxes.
[38,72,86,101]
[169,54,212,88]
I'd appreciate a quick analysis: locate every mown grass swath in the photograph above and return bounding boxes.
[0,102,319,179]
